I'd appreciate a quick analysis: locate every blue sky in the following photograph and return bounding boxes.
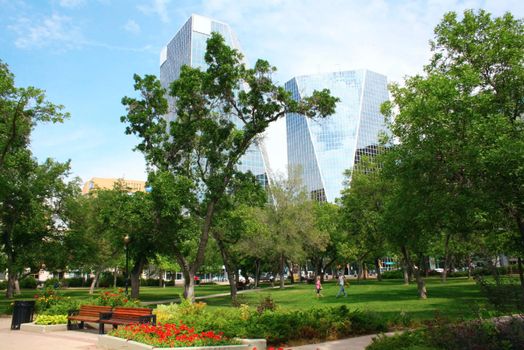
[1,0,523,183]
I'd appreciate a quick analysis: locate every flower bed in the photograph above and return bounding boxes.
[110,323,241,348]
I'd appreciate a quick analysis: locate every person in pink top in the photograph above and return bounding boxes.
[315,276,322,298]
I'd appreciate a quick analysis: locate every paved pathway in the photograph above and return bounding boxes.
[0,317,99,350]
[142,285,294,306]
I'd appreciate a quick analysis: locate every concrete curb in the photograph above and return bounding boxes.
[20,322,68,333]
[98,335,266,350]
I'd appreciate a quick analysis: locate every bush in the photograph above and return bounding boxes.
[35,314,68,325]
[19,276,38,289]
[62,277,92,288]
[0,280,7,290]
[367,316,524,350]
[475,276,524,311]
[41,298,79,316]
[97,272,125,288]
[140,278,161,286]
[44,278,60,289]
[381,270,404,279]
[34,288,64,313]
[94,288,140,307]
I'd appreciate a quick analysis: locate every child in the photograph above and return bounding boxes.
[315,276,322,298]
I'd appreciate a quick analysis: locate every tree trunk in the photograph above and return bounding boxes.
[287,261,294,284]
[401,246,410,285]
[14,279,21,295]
[518,257,524,294]
[254,259,261,288]
[442,233,451,283]
[159,269,164,287]
[113,268,118,288]
[375,258,382,281]
[414,267,427,299]
[89,271,101,295]
[182,270,196,301]
[130,258,146,299]
[6,272,17,298]
[213,232,238,301]
[279,253,285,289]
[227,268,238,304]
[467,255,472,279]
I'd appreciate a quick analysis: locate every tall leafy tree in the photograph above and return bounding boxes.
[0,61,72,298]
[381,9,524,297]
[121,33,338,300]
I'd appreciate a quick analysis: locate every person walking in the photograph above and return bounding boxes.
[336,273,347,298]
[315,276,323,298]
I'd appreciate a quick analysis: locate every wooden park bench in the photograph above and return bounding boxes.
[67,305,112,330]
[98,307,156,334]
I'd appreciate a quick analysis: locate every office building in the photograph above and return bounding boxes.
[286,70,389,202]
[82,177,146,194]
[159,14,269,186]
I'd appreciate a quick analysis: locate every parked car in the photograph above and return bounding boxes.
[259,273,274,282]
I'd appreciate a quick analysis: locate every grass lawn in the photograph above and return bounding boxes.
[204,278,494,322]
[0,277,502,322]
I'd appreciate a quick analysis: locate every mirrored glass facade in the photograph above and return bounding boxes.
[160,15,268,186]
[286,70,389,202]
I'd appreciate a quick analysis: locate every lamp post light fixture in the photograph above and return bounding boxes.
[124,234,130,296]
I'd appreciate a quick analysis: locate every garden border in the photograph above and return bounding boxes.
[98,335,266,350]
[20,322,68,333]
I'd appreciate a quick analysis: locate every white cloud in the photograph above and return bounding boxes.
[124,19,141,34]
[8,13,84,49]
[58,0,86,8]
[198,0,524,174]
[137,0,171,23]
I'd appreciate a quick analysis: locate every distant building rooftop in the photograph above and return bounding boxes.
[82,177,146,194]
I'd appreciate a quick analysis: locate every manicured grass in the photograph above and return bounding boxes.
[203,278,493,322]
[0,277,503,323]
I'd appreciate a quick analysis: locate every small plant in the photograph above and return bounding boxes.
[110,322,240,348]
[94,288,139,307]
[34,288,64,313]
[256,295,277,314]
[35,314,68,325]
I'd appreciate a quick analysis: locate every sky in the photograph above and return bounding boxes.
[1,0,523,184]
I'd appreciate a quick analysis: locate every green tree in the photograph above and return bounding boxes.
[121,33,338,300]
[0,61,72,298]
[339,156,389,281]
[381,9,524,297]
[262,171,327,288]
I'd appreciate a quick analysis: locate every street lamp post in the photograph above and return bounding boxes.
[124,235,130,296]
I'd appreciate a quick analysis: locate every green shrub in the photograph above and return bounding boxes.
[61,277,92,287]
[41,298,79,316]
[94,288,140,307]
[35,314,68,325]
[44,278,60,288]
[34,288,64,313]
[97,272,125,288]
[19,276,38,289]
[381,270,404,279]
[475,276,524,311]
[141,278,161,286]
[367,316,524,350]
[0,280,7,290]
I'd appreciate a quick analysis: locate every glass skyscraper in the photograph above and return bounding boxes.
[159,14,269,185]
[286,70,389,202]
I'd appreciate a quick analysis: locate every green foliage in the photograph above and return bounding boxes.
[41,298,79,316]
[256,295,277,314]
[154,298,387,346]
[34,288,64,313]
[380,270,404,279]
[475,276,524,311]
[19,276,38,289]
[367,316,524,350]
[93,288,139,307]
[121,32,338,300]
[34,314,68,325]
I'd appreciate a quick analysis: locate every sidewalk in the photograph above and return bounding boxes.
[0,317,99,350]
[286,333,395,350]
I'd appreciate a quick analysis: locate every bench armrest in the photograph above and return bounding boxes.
[99,312,113,320]
[68,309,79,317]
[139,314,156,325]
